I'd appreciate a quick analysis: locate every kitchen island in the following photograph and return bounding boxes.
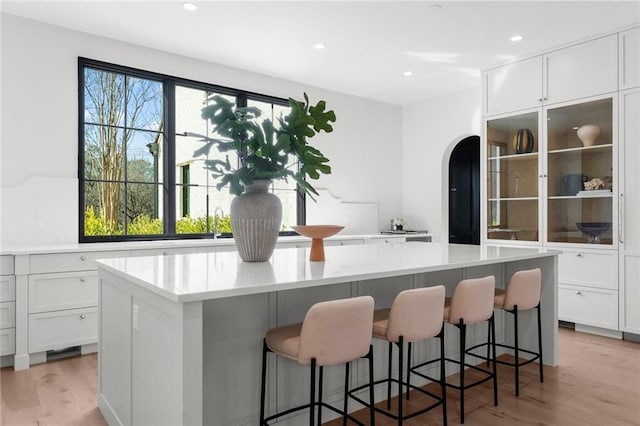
[96,242,559,426]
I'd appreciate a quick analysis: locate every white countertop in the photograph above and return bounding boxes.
[96,242,559,303]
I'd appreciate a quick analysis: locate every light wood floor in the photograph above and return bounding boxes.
[1,327,638,425]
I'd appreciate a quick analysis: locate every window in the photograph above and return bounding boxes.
[79,58,304,241]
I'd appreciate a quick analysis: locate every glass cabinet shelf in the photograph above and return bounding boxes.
[488,152,539,161]
[548,144,612,155]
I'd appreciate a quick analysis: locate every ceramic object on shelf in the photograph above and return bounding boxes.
[576,222,611,244]
[576,124,601,147]
[231,180,282,262]
[512,128,534,154]
[291,225,345,261]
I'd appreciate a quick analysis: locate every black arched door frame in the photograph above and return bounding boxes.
[448,135,480,245]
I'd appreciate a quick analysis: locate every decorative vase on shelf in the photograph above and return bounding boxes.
[512,128,534,154]
[230,180,282,262]
[576,124,601,147]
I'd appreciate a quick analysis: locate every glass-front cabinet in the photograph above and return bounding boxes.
[485,95,615,246]
[486,111,540,242]
[546,98,614,245]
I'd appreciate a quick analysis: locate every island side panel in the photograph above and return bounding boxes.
[99,270,132,426]
[98,268,204,426]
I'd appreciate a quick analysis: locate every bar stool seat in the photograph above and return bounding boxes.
[259,296,375,426]
[350,286,447,425]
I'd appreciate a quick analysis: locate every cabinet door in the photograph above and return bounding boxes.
[620,27,640,90]
[485,111,542,243]
[484,56,542,116]
[545,97,615,245]
[620,88,640,333]
[545,34,618,104]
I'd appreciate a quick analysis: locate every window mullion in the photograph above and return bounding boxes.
[165,80,176,236]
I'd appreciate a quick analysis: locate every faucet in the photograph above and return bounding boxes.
[213,207,225,238]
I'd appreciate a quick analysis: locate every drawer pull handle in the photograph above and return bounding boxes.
[576,291,582,295]
[80,256,87,261]
[576,253,582,257]
[163,252,168,255]
[80,277,86,282]
[80,314,87,319]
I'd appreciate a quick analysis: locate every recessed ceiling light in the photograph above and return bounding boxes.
[182,3,197,12]
[403,71,413,77]
[510,35,523,42]
[314,43,325,50]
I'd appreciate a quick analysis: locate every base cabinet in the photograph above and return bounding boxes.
[0,256,15,359]
[559,284,618,330]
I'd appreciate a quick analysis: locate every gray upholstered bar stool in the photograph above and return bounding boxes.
[349,286,447,425]
[259,296,375,426]
[412,275,498,424]
[491,268,543,396]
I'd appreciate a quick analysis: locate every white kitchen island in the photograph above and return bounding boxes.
[95,242,559,426]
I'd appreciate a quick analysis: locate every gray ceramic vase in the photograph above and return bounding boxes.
[230,180,282,262]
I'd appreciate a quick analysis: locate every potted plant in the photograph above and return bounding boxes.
[186,93,336,261]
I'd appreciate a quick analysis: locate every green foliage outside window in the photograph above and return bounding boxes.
[84,207,231,236]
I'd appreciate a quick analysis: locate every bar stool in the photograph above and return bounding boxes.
[349,286,447,425]
[412,275,498,424]
[491,268,543,396]
[259,296,375,426]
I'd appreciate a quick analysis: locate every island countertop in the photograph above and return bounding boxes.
[95,242,559,303]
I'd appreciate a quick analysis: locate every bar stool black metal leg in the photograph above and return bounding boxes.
[310,359,316,426]
[260,339,268,425]
[486,319,491,367]
[459,320,466,424]
[514,306,520,397]
[406,341,412,400]
[368,345,375,426]
[491,313,498,406]
[343,362,349,426]
[397,336,404,426]
[318,366,324,426]
[439,326,448,426]
[537,303,544,383]
[387,342,393,410]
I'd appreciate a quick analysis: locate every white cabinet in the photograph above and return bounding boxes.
[0,256,15,358]
[620,88,640,334]
[544,34,618,104]
[28,307,98,353]
[559,284,618,329]
[484,35,618,118]
[484,56,543,116]
[483,29,630,336]
[620,27,640,90]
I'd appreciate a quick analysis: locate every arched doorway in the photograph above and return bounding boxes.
[448,135,480,245]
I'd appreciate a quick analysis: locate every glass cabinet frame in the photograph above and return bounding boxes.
[482,93,618,248]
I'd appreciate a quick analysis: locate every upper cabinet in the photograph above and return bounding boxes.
[620,27,640,90]
[484,34,618,116]
[544,34,618,105]
[484,56,543,116]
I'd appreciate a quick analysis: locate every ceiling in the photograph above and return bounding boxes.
[2,1,639,105]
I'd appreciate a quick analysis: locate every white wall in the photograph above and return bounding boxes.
[0,14,401,248]
[401,87,482,241]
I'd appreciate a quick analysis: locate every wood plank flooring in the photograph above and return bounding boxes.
[1,327,638,425]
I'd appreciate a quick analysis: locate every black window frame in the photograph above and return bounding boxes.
[78,57,305,243]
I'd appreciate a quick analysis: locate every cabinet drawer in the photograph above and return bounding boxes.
[0,275,15,302]
[325,239,364,247]
[558,250,617,289]
[0,328,16,356]
[558,285,618,330]
[29,251,127,274]
[29,272,98,313]
[29,307,98,352]
[0,255,14,275]
[0,302,16,329]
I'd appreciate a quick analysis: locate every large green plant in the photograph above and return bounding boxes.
[188,93,336,199]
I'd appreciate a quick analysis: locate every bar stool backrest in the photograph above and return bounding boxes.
[387,286,445,342]
[298,296,374,366]
[504,268,542,311]
[449,275,495,325]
